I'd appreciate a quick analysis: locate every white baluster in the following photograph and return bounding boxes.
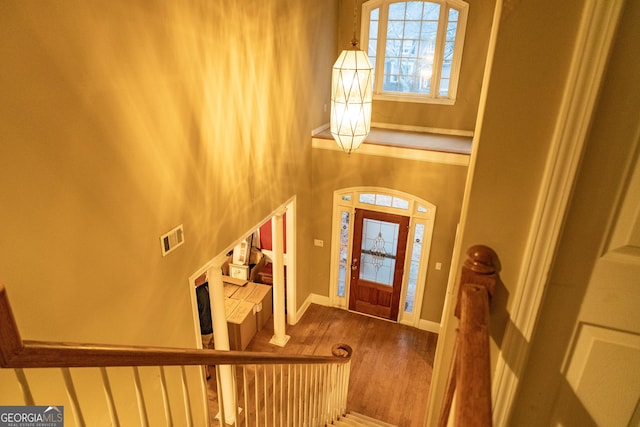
[242,366,249,427]
[208,267,237,424]
[269,212,290,347]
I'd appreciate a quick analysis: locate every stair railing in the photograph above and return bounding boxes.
[213,348,351,426]
[438,245,500,427]
[0,284,351,426]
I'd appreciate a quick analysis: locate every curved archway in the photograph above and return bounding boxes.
[328,187,436,327]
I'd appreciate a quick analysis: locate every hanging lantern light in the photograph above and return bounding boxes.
[330,2,373,154]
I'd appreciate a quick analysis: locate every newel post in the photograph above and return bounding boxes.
[455,245,500,427]
[455,245,499,317]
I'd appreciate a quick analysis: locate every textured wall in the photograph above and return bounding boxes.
[0,0,333,347]
[0,0,337,421]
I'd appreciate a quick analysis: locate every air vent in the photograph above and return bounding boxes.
[160,224,184,256]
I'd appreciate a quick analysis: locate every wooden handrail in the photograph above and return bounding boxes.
[439,245,499,427]
[0,285,351,369]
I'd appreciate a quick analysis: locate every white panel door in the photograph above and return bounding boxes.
[554,153,640,426]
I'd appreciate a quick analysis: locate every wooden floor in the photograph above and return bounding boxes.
[207,304,438,427]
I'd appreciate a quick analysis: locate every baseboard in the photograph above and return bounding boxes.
[310,122,473,138]
[297,297,312,320]
[418,319,441,334]
[371,122,474,137]
[312,137,470,166]
[308,293,330,307]
[301,294,440,334]
[297,293,330,320]
[311,123,330,136]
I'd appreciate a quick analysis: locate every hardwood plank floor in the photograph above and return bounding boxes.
[206,304,438,427]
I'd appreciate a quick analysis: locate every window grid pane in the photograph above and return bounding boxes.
[375,194,393,207]
[423,2,441,19]
[383,1,443,95]
[439,8,459,97]
[368,8,379,83]
[358,193,410,211]
[405,223,425,313]
[337,210,351,297]
[448,8,459,22]
[359,193,375,204]
[388,2,406,19]
[385,2,407,92]
[360,219,399,286]
[392,197,410,209]
[368,39,378,58]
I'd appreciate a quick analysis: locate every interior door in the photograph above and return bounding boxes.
[348,208,409,321]
[550,149,640,425]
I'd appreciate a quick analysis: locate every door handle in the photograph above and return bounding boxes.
[351,258,358,271]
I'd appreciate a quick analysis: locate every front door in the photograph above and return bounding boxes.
[348,209,409,321]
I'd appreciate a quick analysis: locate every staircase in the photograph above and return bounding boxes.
[330,412,397,427]
[0,245,497,426]
[0,284,354,427]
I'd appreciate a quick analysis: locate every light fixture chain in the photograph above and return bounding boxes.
[351,0,358,47]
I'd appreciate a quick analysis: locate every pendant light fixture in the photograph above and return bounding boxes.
[330,0,373,154]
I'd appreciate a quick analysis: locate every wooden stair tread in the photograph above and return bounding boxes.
[349,412,398,426]
[329,412,398,427]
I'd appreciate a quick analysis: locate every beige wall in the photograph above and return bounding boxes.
[0,0,334,351]
[310,149,468,323]
[337,0,496,132]
[456,0,584,352]
[0,0,336,347]
[427,0,589,420]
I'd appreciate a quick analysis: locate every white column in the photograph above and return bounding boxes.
[208,267,237,424]
[269,211,290,347]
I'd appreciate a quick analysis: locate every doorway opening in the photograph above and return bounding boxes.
[187,197,298,353]
[329,187,436,326]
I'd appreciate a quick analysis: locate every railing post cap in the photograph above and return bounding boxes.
[331,344,353,360]
[464,245,500,274]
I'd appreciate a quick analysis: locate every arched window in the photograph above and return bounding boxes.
[361,0,469,104]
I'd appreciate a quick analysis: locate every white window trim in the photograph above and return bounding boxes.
[361,0,469,104]
[328,187,436,327]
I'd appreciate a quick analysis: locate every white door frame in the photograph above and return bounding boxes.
[328,187,436,328]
